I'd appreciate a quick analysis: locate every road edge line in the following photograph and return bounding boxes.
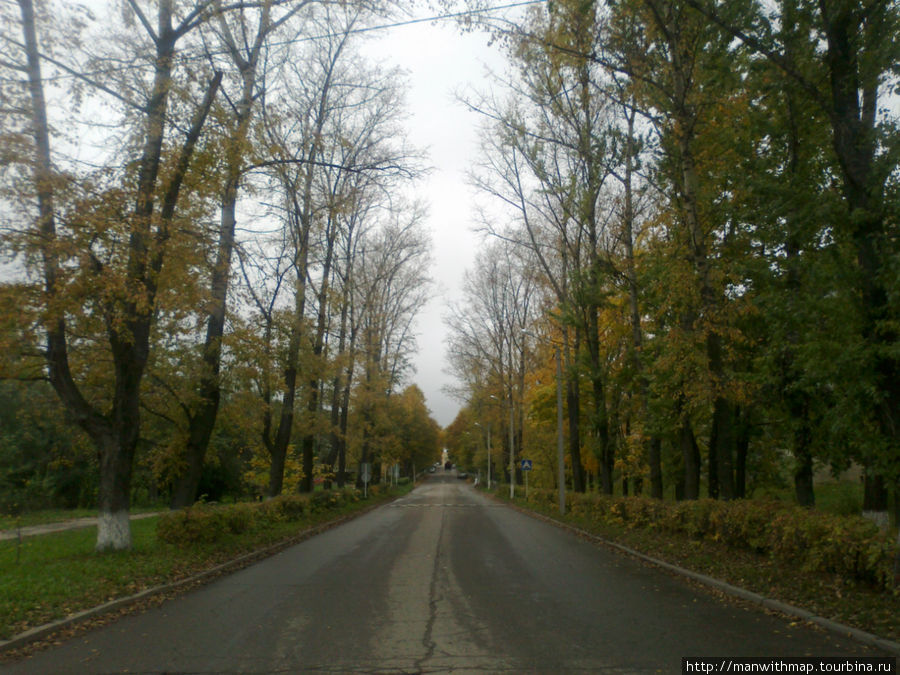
[505,500,900,657]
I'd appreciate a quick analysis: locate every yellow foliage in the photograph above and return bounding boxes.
[243,448,304,495]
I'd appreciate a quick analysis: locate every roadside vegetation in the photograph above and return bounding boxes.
[443,0,900,545]
[0,485,409,643]
[1,1,439,553]
[496,485,899,643]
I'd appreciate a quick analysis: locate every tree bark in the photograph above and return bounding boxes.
[649,437,664,499]
[565,333,586,492]
[19,0,208,548]
[680,416,701,500]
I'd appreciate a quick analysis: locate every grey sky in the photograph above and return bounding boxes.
[361,8,518,428]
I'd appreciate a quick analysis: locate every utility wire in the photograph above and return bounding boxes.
[0,1,547,86]
[291,0,546,42]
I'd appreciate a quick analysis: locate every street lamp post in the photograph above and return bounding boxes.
[523,330,566,515]
[475,421,492,490]
[487,423,492,489]
[555,346,565,515]
[508,389,515,499]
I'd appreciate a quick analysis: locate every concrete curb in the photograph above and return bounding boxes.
[506,501,900,657]
[0,498,393,656]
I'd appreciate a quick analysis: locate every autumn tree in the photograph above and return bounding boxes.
[166,0,316,508]
[349,207,432,485]
[676,0,900,520]
[445,238,539,488]
[1,0,226,549]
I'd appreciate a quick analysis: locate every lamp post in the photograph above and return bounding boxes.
[475,421,492,490]
[554,344,565,515]
[508,390,515,499]
[486,423,492,489]
[523,330,566,515]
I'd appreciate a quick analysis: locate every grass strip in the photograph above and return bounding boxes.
[503,493,900,643]
[0,507,167,532]
[0,487,408,643]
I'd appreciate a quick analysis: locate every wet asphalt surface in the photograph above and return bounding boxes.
[2,474,890,673]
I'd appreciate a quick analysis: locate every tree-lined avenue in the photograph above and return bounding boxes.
[3,474,886,673]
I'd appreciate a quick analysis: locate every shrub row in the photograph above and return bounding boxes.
[522,489,899,592]
[157,490,363,546]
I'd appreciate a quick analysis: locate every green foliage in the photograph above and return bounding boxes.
[528,490,898,592]
[0,382,97,514]
[347,383,442,482]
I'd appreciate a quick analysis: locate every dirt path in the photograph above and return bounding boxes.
[0,512,160,541]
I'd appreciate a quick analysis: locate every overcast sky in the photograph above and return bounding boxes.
[361,6,523,428]
[0,0,527,430]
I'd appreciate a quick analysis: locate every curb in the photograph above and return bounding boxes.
[0,497,393,656]
[504,500,900,657]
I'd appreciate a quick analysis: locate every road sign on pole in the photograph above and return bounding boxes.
[360,463,371,498]
[520,459,532,498]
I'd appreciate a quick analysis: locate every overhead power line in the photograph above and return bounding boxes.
[297,0,546,41]
[0,1,547,86]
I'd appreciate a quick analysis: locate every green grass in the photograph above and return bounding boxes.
[0,487,410,642]
[505,493,900,644]
[751,480,891,519]
[0,506,166,531]
[0,509,97,531]
[811,481,866,517]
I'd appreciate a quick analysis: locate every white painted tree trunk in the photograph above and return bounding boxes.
[862,510,890,530]
[96,510,131,551]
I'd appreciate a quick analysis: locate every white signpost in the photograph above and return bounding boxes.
[521,459,532,499]
[360,463,371,498]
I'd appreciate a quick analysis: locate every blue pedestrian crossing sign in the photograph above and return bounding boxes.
[520,459,533,471]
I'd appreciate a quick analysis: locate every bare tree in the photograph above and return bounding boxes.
[352,205,432,485]
[445,237,539,488]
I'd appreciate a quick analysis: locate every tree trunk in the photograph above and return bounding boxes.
[711,395,735,501]
[734,409,749,499]
[163,72,227,508]
[681,418,701,500]
[268,280,305,498]
[170,23,262,505]
[95,430,136,551]
[566,342,585,492]
[649,437,664,499]
[299,213,339,493]
[170,174,237,508]
[708,417,719,499]
[791,390,815,508]
[620,101,663,500]
[863,470,889,529]
[794,445,815,508]
[19,0,205,549]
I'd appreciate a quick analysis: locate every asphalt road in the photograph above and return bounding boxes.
[2,474,890,673]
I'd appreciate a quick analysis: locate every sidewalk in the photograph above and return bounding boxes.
[0,512,160,541]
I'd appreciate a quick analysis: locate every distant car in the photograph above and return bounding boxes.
[428,466,435,473]
[457,472,468,479]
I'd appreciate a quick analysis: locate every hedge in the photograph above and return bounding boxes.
[521,490,899,592]
[157,490,362,546]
